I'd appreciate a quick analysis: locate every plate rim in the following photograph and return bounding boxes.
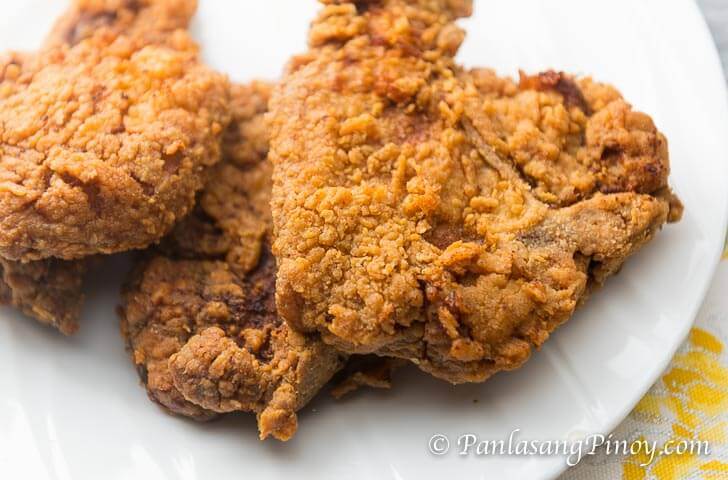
[549,2,728,477]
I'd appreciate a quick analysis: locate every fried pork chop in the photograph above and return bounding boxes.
[0,0,229,333]
[269,0,682,383]
[0,0,230,262]
[121,83,346,441]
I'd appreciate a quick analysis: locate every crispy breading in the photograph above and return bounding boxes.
[0,0,230,262]
[464,69,678,207]
[269,0,682,383]
[0,258,86,335]
[121,83,346,441]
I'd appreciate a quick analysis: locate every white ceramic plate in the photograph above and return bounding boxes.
[1,1,726,479]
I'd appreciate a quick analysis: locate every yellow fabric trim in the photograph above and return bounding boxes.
[621,328,727,479]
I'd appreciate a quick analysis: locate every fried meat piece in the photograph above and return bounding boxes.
[121,83,345,440]
[330,356,404,400]
[0,258,86,335]
[269,0,682,383]
[0,0,230,262]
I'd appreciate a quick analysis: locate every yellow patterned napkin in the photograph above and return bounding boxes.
[561,239,728,479]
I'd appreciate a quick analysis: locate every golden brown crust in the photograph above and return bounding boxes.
[0,0,230,261]
[169,319,346,440]
[45,0,199,49]
[0,258,86,335]
[465,69,676,206]
[121,83,345,440]
[269,1,681,383]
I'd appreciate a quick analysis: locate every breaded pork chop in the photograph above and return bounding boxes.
[269,0,682,383]
[121,83,345,441]
[0,0,230,262]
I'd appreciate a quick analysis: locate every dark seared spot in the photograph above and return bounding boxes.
[598,184,624,196]
[423,281,439,304]
[162,207,230,260]
[425,223,463,250]
[595,147,626,194]
[598,144,667,194]
[577,253,608,290]
[244,248,278,320]
[65,11,118,45]
[397,40,423,58]
[444,290,464,313]
[64,0,143,45]
[217,247,279,332]
[125,0,143,13]
[162,151,184,175]
[59,173,103,213]
[90,85,106,115]
[0,262,10,305]
[553,77,592,115]
[91,84,105,103]
[222,124,243,153]
[130,172,156,196]
[371,35,388,47]
[135,363,149,384]
[331,355,402,390]
[42,169,53,192]
[519,70,593,115]
[252,330,275,362]
[353,0,383,14]
[510,155,539,190]
[587,259,604,281]
[644,162,661,177]
[600,146,622,164]
[459,271,480,288]
[110,123,126,134]
[517,226,553,248]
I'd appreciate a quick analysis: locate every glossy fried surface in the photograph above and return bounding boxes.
[270,0,682,383]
